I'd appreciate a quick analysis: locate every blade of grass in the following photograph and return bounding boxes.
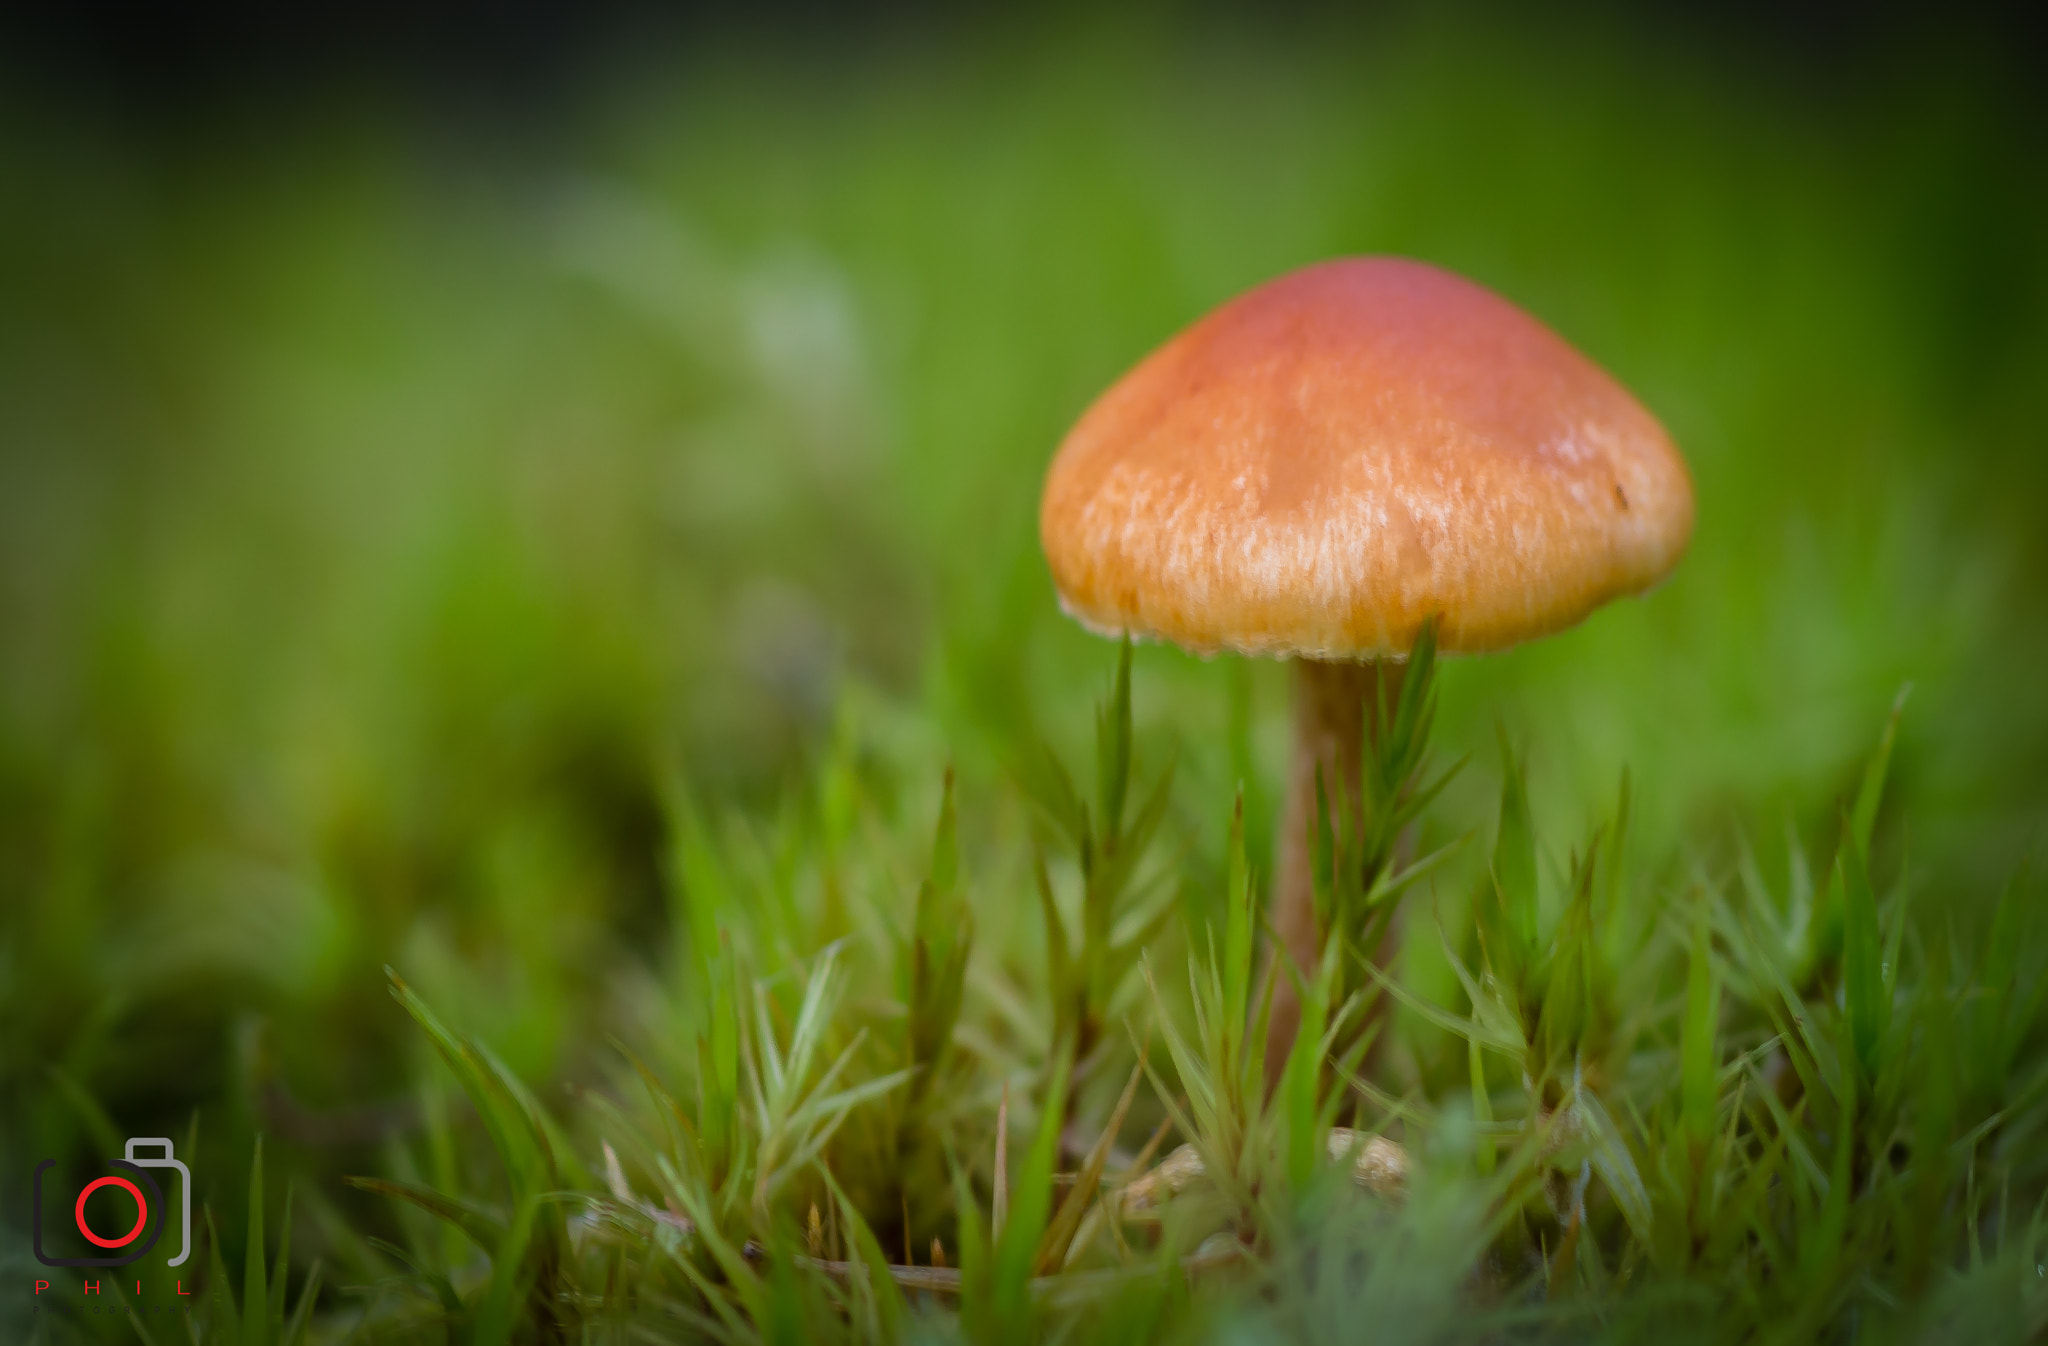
[1036,1059,1143,1272]
[243,1137,269,1346]
[344,1178,509,1253]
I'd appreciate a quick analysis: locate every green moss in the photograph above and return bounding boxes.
[4,9,2046,1342]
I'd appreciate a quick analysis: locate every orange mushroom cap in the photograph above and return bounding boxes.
[1040,257,1694,659]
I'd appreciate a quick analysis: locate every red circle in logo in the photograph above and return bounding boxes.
[74,1176,148,1248]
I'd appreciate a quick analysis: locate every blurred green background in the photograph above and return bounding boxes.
[3,0,2044,1306]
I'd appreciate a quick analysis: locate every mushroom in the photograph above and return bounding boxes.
[1038,257,1692,1065]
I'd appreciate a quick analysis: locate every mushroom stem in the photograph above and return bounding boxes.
[1265,656,1403,1082]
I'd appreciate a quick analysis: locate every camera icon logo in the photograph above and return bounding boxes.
[33,1138,192,1268]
